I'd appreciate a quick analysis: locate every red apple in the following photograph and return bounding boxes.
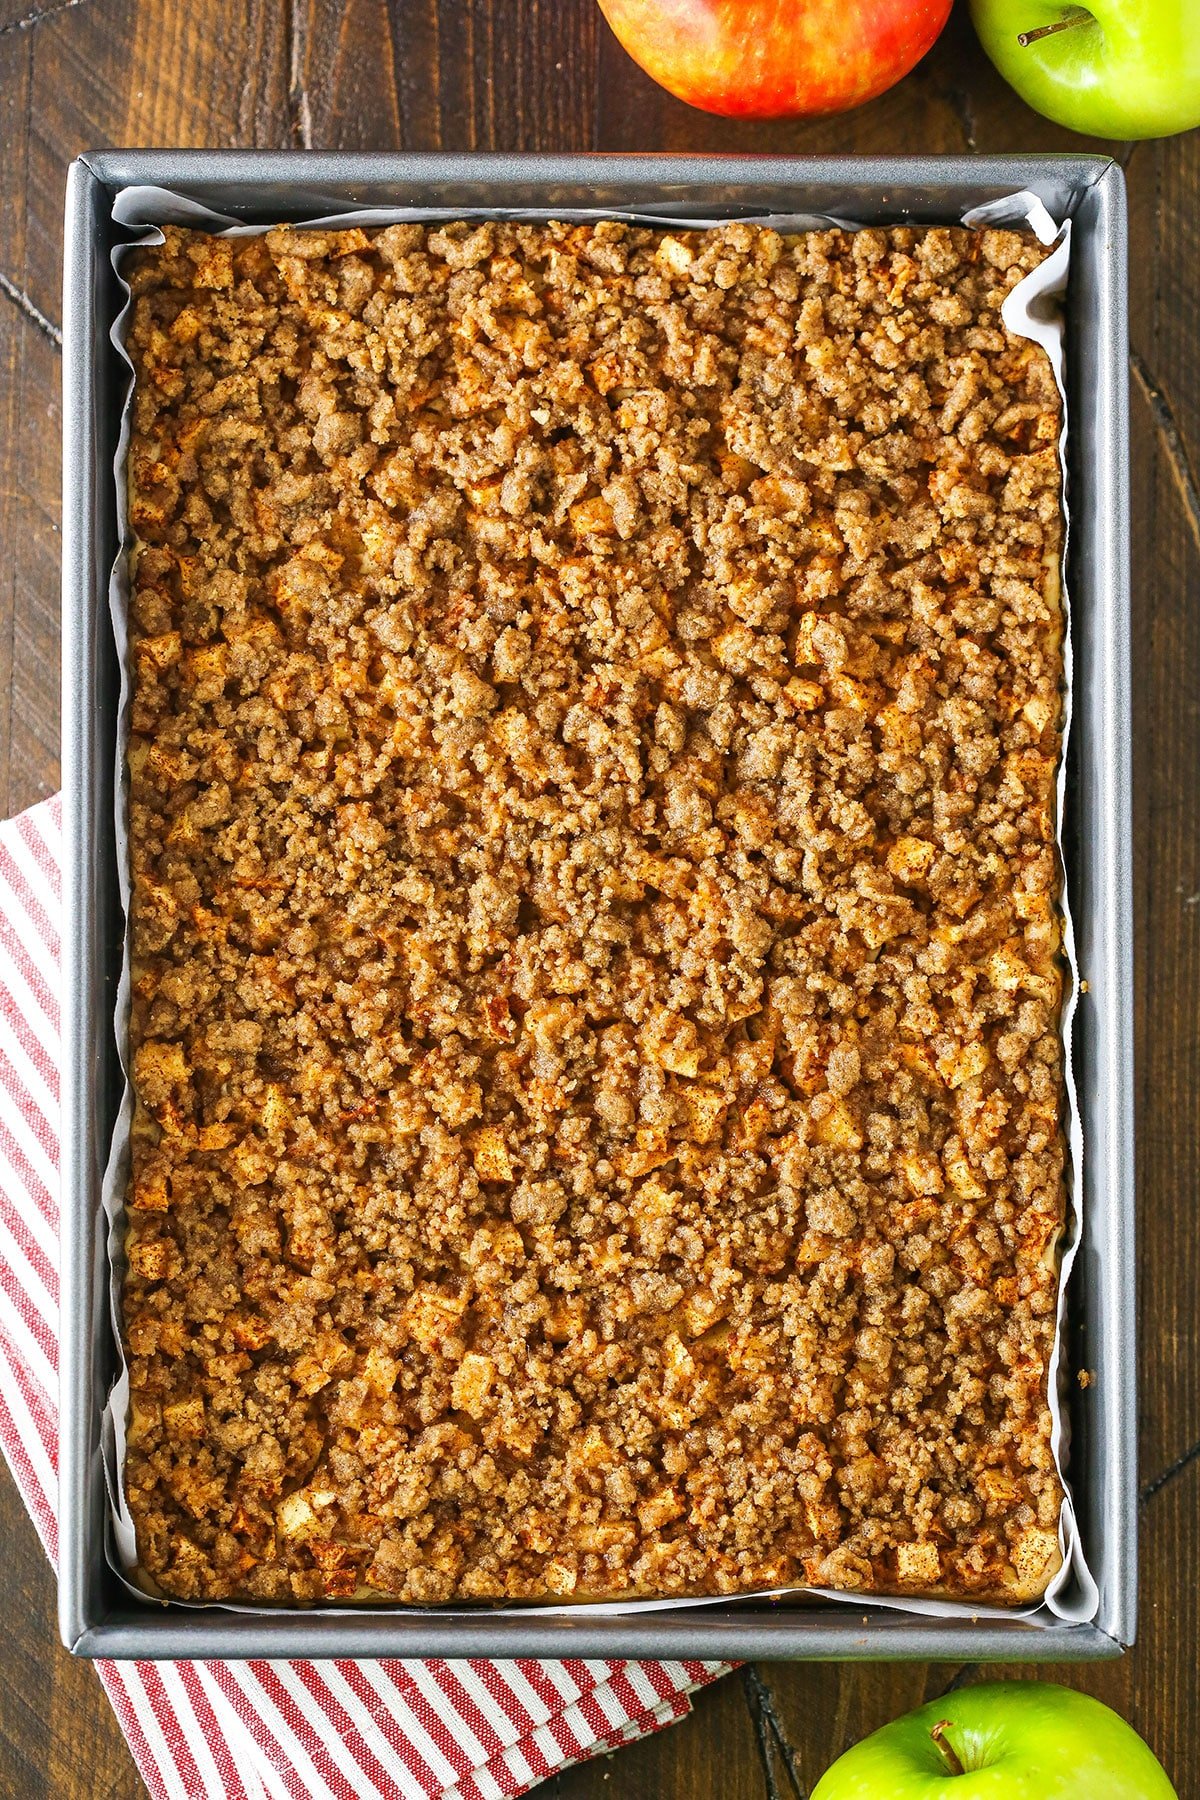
[595,0,954,118]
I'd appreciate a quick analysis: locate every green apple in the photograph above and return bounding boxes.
[969,0,1200,140]
[811,1682,1178,1799]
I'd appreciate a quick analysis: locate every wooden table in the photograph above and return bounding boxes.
[1,2,1196,1792]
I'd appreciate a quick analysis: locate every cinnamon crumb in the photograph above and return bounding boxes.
[122,220,1066,1606]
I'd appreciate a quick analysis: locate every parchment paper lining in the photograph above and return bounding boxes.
[99,186,1097,1626]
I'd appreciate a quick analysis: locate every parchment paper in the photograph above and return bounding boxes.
[100,185,1097,1626]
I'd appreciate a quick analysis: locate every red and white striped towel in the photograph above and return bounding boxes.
[0,795,728,1800]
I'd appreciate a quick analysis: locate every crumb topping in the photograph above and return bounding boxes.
[122,219,1066,1606]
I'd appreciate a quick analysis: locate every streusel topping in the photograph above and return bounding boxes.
[123,220,1065,1605]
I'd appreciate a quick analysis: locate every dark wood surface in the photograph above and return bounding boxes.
[0,2,1196,1794]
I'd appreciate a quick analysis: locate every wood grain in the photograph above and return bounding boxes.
[0,2,1196,1794]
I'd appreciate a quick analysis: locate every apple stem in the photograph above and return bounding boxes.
[1016,11,1091,47]
[930,1721,966,1778]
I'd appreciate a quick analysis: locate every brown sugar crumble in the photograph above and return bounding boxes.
[122,219,1067,1607]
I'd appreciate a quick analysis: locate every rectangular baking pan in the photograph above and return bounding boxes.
[60,150,1133,1661]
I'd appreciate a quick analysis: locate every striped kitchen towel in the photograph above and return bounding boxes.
[0,794,728,1800]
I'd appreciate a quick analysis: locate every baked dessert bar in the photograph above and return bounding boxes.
[122,219,1066,1605]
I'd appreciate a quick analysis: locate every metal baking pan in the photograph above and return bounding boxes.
[60,150,1132,1661]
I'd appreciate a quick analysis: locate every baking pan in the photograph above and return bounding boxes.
[60,151,1133,1661]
